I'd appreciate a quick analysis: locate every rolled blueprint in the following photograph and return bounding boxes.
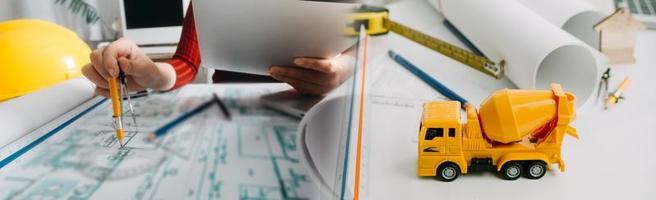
[298,91,355,198]
[519,0,607,49]
[438,0,601,106]
[0,78,94,148]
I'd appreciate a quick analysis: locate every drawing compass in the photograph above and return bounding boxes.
[119,71,138,129]
[597,68,611,103]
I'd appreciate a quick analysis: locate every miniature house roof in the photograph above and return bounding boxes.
[594,8,646,31]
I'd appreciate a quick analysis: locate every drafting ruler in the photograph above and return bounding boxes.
[346,5,504,79]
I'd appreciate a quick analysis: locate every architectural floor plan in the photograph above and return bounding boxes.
[0,84,318,199]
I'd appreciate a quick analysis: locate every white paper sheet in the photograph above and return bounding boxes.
[0,78,94,148]
[438,0,601,107]
[193,0,356,75]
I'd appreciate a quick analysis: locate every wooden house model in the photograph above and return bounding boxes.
[594,8,645,64]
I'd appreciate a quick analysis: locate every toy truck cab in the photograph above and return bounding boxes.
[417,101,466,180]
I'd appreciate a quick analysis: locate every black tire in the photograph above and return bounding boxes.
[524,161,547,179]
[436,163,460,182]
[499,161,522,180]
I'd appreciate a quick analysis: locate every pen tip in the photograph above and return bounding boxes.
[147,133,156,141]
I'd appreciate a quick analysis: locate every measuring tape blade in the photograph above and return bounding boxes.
[383,18,503,79]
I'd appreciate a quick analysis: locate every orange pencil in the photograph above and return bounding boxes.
[606,76,631,110]
[108,77,125,148]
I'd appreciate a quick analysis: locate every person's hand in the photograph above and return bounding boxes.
[82,38,176,97]
[270,56,353,96]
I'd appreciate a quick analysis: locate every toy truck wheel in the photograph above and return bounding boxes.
[499,162,522,180]
[436,163,460,182]
[524,161,547,179]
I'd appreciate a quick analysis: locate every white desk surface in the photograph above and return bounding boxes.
[360,1,656,199]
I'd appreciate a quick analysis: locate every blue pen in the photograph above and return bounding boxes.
[388,50,469,109]
[147,97,217,140]
[442,20,484,57]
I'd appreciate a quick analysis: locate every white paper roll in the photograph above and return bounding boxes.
[298,92,354,198]
[519,0,607,49]
[0,78,94,148]
[439,0,601,107]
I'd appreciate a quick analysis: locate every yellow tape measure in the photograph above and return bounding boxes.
[346,6,504,79]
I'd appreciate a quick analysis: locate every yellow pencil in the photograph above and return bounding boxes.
[606,76,631,110]
[109,78,125,148]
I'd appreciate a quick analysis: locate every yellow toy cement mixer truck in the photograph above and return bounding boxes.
[417,84,579,181]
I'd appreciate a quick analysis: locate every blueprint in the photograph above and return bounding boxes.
[0,84,319,199]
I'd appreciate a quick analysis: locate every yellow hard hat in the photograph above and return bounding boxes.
[0,19,91,101]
